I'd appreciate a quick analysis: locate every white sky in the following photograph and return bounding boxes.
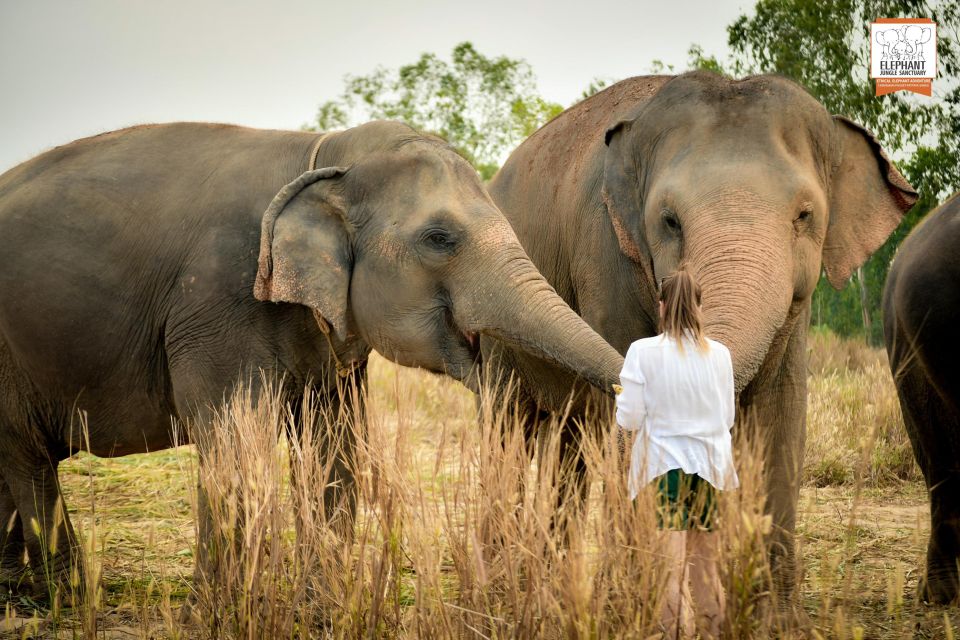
[0,0,748,172]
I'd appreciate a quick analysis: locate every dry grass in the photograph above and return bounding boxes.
[1,330,954,638]
[805,328,920,487]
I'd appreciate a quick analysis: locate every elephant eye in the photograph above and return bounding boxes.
[794,204,814,231]
[661,209,682,235]
[422,229,457,251]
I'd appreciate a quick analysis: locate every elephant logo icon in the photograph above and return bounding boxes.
[902,24,933,60]
[875,28,903,59]
[875,25,933,61]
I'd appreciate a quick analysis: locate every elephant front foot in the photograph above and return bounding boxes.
[20,554,87,607]
[919,562,960,605]
[921,517,960,605]
[767,536,799,607]
[0,558,30,602]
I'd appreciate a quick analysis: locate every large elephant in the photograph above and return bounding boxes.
[0,120,623,597]
[883,192,960,604]
[483,71,917,598]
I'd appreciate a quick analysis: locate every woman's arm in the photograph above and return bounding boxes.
[616,346,647,431]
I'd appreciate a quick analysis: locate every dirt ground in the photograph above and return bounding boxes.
[795,482,958,638]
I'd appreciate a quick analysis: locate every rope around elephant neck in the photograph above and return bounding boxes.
[312,309,357,378]
[308,132,329,172]
[306,132,356,379]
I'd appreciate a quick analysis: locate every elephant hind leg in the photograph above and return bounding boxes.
[922,465,960,604]
[895,364,960,604]
[924,495,960,604]
[0,477,27,597]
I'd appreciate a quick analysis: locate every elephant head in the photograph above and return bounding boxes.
[255,121,623,393]
[602,72,916,391]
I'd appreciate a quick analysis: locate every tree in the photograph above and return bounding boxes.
[306,42,562,180]
[690,0,960,343]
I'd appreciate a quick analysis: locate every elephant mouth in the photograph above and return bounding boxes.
[442,304,482,389]
[462,328,480,353]
[454,325,482,368]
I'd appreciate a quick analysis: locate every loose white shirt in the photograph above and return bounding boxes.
[616,333,739,499]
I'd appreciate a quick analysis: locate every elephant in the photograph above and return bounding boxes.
[876,28,904,58]
[482,71,917,600]
[0,120,624,598]
[883,191,960,604]
[902,24,933,58]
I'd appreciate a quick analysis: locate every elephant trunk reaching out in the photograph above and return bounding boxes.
[450,223,624,394]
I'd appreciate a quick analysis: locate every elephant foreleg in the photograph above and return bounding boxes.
[2,456,82,603]
[0,477,26,597]
[287,364,368,542]
[739,309,808,608]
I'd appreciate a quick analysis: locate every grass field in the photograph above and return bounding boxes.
[2,331,957,638]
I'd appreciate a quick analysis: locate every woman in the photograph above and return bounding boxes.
[615,266,738,639]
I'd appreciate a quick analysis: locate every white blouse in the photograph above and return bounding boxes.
[616,333,739,498]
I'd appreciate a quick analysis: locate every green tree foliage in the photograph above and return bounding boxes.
[306,42,562,180]
[690,0,959,343]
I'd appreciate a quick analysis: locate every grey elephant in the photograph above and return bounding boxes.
[0,121,623,597]
[483,71,917,599]
[883,192,960,604]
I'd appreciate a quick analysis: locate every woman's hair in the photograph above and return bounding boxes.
[659,266,709,353]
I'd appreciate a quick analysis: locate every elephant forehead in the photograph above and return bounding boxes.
[382,173,480,220]
[656,154,822,206]
[652,119,831,192]
[680,185,787,220]
[650,74,832,144]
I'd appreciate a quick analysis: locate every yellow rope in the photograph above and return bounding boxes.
[308,132,329,172]
[312,309,357,378]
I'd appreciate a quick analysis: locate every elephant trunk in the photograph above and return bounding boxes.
[686,217,793,393]
[451,231,623,396]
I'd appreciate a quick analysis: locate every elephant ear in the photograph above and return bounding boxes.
[822,116,917,289]
[254,166,352,338]
[602,119,648,264]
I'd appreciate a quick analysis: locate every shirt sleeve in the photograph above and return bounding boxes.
[616,345,647,431]
[722,347,735,430]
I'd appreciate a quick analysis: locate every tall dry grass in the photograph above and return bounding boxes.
[167,373,779,638]
[805,329,918,487]
[0,330,937,638]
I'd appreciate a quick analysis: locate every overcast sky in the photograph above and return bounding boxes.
[0,0,747,172]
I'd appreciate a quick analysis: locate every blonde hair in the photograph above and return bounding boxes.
[659,266,709,353]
